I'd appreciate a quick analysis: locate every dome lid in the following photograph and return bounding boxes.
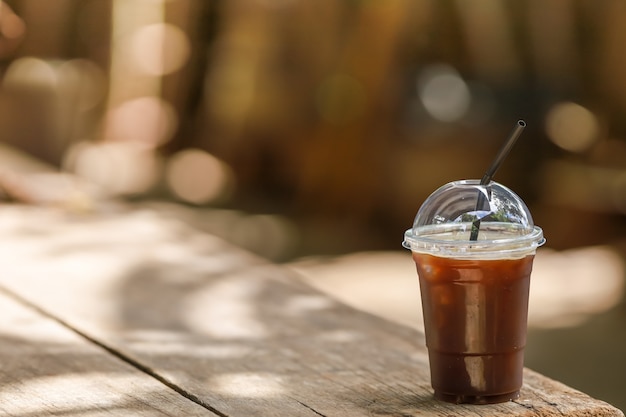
[402,180,544,259]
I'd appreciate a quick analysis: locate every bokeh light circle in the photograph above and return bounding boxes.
[417,64,470,122]
[166,149,234,204]
[131,23,190,76]
[545,102,600,153]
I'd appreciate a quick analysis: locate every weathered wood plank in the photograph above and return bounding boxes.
[0,287,215,416]
[0,205,621,417]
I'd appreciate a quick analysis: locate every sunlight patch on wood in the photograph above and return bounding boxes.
[0,374,150,415]
[210,372,285,398]
[185,277,268,340]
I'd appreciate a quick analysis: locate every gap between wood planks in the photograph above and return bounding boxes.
[0,284,231,417]
[0,282,330,417]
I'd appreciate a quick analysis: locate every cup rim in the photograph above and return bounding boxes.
[403,223,545,259]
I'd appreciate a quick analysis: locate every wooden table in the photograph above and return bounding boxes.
[0,204,622,417]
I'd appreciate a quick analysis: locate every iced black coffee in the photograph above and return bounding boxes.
[403,180,544,404]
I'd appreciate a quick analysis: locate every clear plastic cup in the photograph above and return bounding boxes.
[402,179,545,404]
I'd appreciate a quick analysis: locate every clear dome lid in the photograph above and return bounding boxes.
[402,180,545,259]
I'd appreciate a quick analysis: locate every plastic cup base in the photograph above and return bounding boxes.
[434,390,520,405]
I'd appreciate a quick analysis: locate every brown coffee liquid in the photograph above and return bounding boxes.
[413,253,534,404]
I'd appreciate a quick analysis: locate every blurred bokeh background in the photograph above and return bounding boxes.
[0,0,625,410]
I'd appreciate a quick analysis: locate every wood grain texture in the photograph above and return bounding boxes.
[0,205,621,417]
[0,288,214,416]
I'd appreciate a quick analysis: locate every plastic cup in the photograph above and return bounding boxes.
[402,180,545,404]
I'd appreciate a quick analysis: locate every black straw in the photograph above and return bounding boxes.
[480,120,526,185]
[469,120,526,241]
